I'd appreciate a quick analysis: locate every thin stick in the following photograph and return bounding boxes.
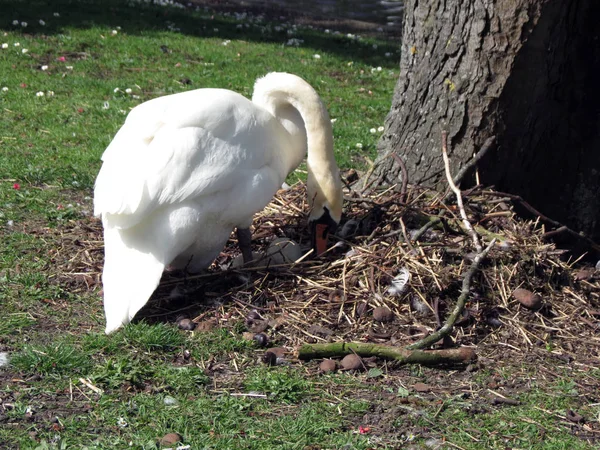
[399,217,416,253]
[441,131,483,253]
[407,238,496,350]
[410,215,443,242]
[78,377,104,395]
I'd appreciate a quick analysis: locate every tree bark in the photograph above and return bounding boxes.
[373,0,600,241]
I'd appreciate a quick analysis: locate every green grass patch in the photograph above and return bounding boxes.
[11,342,92,376]
[245,366,312,403]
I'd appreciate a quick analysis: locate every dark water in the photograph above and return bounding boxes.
[238,0,404,29]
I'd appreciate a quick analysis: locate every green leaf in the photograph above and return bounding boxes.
[397,386,410,397]
[367,367,383,378]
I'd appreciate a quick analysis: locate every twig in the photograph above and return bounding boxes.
[399,217,416,253]
[491,396,520,406]
[78,377,104,395]
[541,226,569,240]
[410,215,443,242]
[441,131,483,253]
[229,392,268,398]
[407,238,496,349]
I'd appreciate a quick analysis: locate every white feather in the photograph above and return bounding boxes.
[387,267,411,296]
[94,73,343,333]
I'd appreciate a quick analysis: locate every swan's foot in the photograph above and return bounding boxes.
[236,227,254,263]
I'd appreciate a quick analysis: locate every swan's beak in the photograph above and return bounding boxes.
[310,207,338,256]
[314,223,329,256]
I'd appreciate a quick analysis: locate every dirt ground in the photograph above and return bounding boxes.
[7,177,598,447]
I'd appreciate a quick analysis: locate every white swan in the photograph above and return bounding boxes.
[94,72,343,333]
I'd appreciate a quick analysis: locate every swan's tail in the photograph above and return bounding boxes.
[102,227,165,334]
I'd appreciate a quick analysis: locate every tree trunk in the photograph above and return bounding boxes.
[373,0,600,241]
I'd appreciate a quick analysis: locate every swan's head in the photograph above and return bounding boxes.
[307,164,343,256]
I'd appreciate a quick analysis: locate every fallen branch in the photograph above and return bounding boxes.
[297,341,476,365]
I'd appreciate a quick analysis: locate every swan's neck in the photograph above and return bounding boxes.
[252,75,335,176]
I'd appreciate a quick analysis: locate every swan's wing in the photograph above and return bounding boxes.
[94,89,285,229]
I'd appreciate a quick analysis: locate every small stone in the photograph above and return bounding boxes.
[319,359,337,373]
[413,382,431,392]
[253,333,269,347]
[163,396,178,406]
[262,351,277,366]
[574,267,596,281]
[307,325,334,338]
[0,352,9,368]
[247,309,263,321]
[159,432,183,446]
[373,306,394,323]
[242,332,255,341]
[247,319,269,333]
[177,318,196,331]
[196,319,216,331]
[356,302,368,317]
[265,347,285,358]
[512,288,543,310]
[340,354,363,371]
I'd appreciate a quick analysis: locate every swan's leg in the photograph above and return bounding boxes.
[236,227,253,263]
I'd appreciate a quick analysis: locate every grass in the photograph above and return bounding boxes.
[1,1,598,449]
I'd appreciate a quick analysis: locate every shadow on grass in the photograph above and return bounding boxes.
[2,0,398,68]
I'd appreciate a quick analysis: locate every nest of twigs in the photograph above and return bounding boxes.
[54,175,600,367]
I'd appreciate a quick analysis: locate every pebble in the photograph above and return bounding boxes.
[319,359,337,373]
[253,333,269,347]
[574,267,596,281]
[340,354,363,370]
[163,396,179,406]
[177,318,196,331]
[159,432,183,446]
[512,288,543,310]
[373,306,394,323]
[355,302,368,317]
[195,319,216,332]
[0,352,9,368]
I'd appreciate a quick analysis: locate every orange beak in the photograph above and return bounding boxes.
[314,223,330,256]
